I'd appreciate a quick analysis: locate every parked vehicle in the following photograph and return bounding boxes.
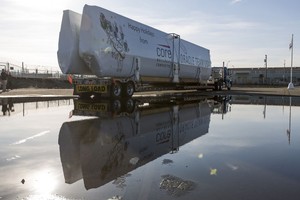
[209,66,232,90]
[57,5,228,98]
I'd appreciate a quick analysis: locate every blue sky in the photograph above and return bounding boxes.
[0,0,299,71]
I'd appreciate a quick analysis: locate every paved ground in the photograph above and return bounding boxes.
[0,88,74,97]
[221,86,300,97]
[0,86,300,98]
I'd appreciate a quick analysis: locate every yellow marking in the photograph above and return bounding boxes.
[75,102,108,112]
[75,85,107,93]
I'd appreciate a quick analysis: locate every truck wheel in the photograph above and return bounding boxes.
[111,81,122,98]
[123,81,135,97]
[218,81,222,91]
[227,82,232,90]
[214,82,218,91]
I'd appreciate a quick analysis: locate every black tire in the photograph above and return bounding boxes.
[111,81,122,98]
[218,80,223,91]
[227,82,232,90]
[123,81,135,97]
[123,98,136,113]
[214,82,218,91]
[111,99,122,113]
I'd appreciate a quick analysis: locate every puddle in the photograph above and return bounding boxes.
[1,94,300,199]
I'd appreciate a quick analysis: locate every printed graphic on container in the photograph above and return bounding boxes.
[99,12,129,71]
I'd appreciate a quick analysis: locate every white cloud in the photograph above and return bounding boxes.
[230,0,242,4]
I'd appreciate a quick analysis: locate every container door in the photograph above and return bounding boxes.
[170,33,180,83]
[134,57,141,81]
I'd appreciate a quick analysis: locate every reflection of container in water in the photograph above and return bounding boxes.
[59,99,212,189]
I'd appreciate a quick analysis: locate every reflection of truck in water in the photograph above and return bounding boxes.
[59,97,217,190]
[57,5,230,98]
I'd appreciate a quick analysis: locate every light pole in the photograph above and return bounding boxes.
[288,34,294,89]
[264,55,267,84]
[283,60,286,82]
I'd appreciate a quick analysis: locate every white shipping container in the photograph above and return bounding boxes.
[79,5,211,83]
[57,5,211,84]
[57,10,93,75]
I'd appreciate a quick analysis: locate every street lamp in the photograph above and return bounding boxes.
[264,55,267,84]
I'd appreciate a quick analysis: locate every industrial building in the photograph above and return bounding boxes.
[229,67,300,85]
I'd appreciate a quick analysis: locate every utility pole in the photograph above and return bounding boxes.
[264,55,267,84]
[283,60,286,82]
[288,34,294,89]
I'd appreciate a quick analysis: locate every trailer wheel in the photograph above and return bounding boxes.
[123,81,135,97]
[112,99,122,113]
[123,98,135,113]
[111,81,122,98]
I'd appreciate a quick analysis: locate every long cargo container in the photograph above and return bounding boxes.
[57,5,229,98]
[57,10,93,75]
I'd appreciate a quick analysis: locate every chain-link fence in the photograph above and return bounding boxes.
[0,61,65,79]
